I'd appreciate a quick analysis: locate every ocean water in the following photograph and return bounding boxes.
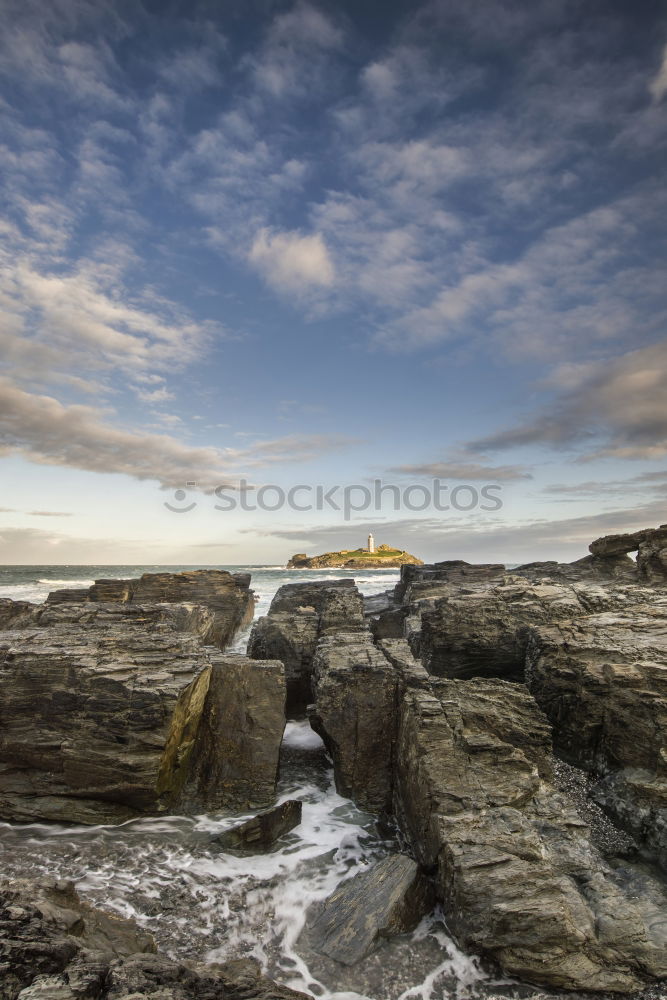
[0,564,507,999]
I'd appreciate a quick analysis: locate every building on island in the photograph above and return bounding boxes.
[367,533,375,553]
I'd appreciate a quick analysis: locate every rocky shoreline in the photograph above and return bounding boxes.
[0,529,666,998]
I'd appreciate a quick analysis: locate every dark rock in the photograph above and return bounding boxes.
[310,631,397,813]
[46,569,255,650]
[0,878,310,1000]
[0,612,285,823]
[306,854,434,966]
[420,580,642,681]
[393,678,667,992]
[526,601,667,866]
[248,581,365,714]
[212,799,302,851]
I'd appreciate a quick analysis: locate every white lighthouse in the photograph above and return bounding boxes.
[367,533,375,553]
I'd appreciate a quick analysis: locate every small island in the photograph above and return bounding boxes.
[287,534,424,569]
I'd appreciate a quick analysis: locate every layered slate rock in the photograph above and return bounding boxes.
[248,580,364,714]
[526,600,667,868]
[310,630,398,813]
[45,569,255,650]
[419,580,644,681]
[212,799,302,851]
[0,607,285,823]
[393,678,667,992]
[0,877,310,1000]
[588,523,667,584]
[307,854,434,966]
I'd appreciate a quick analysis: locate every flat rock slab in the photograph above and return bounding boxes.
[212,799,302,851]
[307,854,434,966]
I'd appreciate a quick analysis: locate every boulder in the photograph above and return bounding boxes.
[212,799,302,851]
[526,601,667,866]
[45,569,255,650]
[306,854,434,966]
[393,678,667,992]
[0,612,285,823]
[0,877,310,1000]
[310,631,397,813]
[248,581,365,714]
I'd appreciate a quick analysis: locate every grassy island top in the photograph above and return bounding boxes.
[287,544,423,568]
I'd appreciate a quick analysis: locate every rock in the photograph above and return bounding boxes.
[45,569,255,650]
[419,580,641,681]
[637,527,667,584]
[287,548,423,569]
[248,581,365,714]
[212,799,302,851]
[0,877,310,1000]
[0,611,285,823]
[306,854,434,966]
[526,601,667,866]
[393,678,667,992]
[310,631,397,813]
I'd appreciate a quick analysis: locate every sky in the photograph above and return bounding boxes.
[1,0,666,565]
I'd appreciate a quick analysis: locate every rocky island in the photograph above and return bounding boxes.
[288,534,423,568]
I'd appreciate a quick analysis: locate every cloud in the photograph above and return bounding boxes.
[255,499,667,564]
[28,510,73,516]
[389,461,532,481]
[467,339,667,460]
[248,228,335,294]
[0,378,355,488]
[249,2,343,98]
[649,43,667,101]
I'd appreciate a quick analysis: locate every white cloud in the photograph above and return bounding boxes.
[389,460,532,481]
[649,43,667,101]
[248,228,335,295]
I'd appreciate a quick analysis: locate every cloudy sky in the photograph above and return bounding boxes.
[1,0,666,565]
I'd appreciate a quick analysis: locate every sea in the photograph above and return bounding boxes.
[0,564,508,1000]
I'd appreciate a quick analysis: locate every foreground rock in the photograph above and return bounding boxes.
[212,799,302,851]
[0,607,285,823]
[310,630,398,813]
[249,580,365,713]
[526,600,667,868]
[306,854,434,966]
[0,877,310,1000]
[394,678,667,992]
[46,569,255,649]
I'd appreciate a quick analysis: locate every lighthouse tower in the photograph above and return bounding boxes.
[367,533,375,554]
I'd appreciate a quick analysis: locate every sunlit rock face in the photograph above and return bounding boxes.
[0,601,284,824]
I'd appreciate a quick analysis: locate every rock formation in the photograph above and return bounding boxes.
[287,547,423,569]
[46,569,255,650]
[248,580,364,713]
[212,799,302,851]
[0,601,285,823]
[306,854,434,966]
[0,877,310,1000]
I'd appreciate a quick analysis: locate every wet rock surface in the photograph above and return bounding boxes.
[305,853,434,966]
[0,877,310,1000]
[211,799,302,852]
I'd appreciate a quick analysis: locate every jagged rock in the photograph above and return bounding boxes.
[45,570,255,649]
[212,799,302,851]
[0,611,285,823]
[248,581,364,714]
[0,878,310,1000]
[420,581,642,681]
[526,601,667,867]
[393,678,667,992]
[306,854,434,966]
[310,631,397,813]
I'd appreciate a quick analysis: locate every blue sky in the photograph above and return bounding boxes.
[1,0,666,564]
